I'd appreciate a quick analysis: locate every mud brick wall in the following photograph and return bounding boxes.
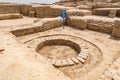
[20,4,73,18]
[67,16,87,30]
[21,5,34,16]
[87,19,114,34]
[116,10,120,17]
[112,20,120,38]
[93,8,120,17]
[67,9,92,17]
[67,16,114,34]
[34,5,53,18]
[93,3,120,8]
[112,0,120,3]
[0,4,21,14]
[92,9,110,16]
[11,17,62,36]
[108,10,117,18]
[33,5,73,18]
[50,5,74,17]
[0,13,23,20]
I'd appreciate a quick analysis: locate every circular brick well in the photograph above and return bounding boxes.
[25,35,90,67]
[24,35,103,78]
[36,39,81,60]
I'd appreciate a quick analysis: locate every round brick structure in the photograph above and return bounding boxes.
[25,35,90,67]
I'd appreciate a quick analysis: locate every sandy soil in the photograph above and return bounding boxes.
[0,17,120,80]
[38,45,78,59]
[22,33,103,79]
[16,26,120,80]
[0,16,38,27]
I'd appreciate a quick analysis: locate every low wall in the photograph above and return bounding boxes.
[92,9,109,16]
[87,18,114,33]
[20,4,74,18]
[11,17,62,36]
[93,8,120,17]
[93,3,120,8]
[0,3,75,18]
[67,9,92,16]
[21,4,34,16]
[34,5,52,18]
[33,5,74,18]
[112,0,120,3]
[67,16,87,30]
[0,3,22,14]
[67,16,115,34]
[0,13,23,20]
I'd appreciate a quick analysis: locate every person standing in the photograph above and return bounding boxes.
[61,10,67,29]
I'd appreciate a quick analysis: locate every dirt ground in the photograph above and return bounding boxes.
[38,45,78,59]
[0,17,120,80]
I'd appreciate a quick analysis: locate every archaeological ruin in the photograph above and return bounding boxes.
[0,0,120,80]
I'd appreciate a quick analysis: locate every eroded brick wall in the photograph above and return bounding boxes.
[0,4,22,14]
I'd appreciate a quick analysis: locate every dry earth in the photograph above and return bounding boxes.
[0,1,120,80]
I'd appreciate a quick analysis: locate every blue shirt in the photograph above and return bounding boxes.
[61,10,67,19]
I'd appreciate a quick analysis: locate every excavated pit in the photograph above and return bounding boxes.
[7,15,104,79]
[19,33,103,79]
[4,14,111,80]
[0,2,120,80]
[36,39,81,59]
[4,13,117,80]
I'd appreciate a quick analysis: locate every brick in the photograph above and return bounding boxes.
[71,57,79,64]
[62,59,68,66]
[78,54,88,59]
[76,56,85,63]
[55,60,62,67]
[66,58,74,66]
